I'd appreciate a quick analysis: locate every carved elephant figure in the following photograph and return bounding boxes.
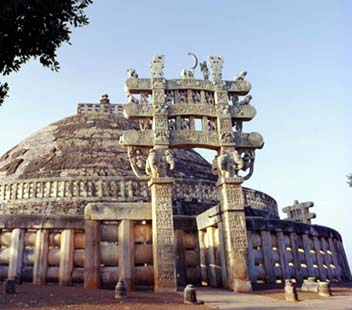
[145,149,159,177]
[212,150,243,178]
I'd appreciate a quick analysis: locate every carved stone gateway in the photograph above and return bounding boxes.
[120,54,264,292]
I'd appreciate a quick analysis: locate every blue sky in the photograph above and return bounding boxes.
[0,1,351,265]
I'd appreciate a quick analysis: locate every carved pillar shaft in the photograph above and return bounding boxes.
[149,177,176,291]
[217,177,252,292]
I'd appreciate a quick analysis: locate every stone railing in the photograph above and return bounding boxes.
[0,177,278,216]
[0,176,216,204]
[77,103,124,115]
[246,218,352,283]
[197,215,351,287]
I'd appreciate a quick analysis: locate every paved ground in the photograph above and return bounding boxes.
[197,284,352,310]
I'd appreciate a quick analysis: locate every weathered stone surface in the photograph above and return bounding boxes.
[0,113,214,181]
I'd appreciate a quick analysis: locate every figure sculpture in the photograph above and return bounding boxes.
[199,61,209,80]
[145,149,159,177]
[127,93,139,104]
[239,95,252,105]
[233,71,247,81]
[145,149,174,178]
[212,150,244,178]
[127,68,138,79]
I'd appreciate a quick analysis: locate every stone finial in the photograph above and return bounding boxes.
[180,52,198,79]
[3,278,16,294]
[150,55,165,78]
[284,280,298,302]
[184,284,203,304]
[100,94,110,104]
[282,200,316,224]
[208,56,224,82]
[115,277,127,299]
[319,282,332,297]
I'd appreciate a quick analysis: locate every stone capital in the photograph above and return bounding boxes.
[217,176,243,187]
[148,177,174,187]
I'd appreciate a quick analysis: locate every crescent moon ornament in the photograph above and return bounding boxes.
[187,52,198,70]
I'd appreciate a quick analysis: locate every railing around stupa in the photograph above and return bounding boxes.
[0,177,278,216]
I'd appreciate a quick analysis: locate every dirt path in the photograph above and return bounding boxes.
[0,284,213,310]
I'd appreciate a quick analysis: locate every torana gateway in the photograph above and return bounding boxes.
[0,55,350,292]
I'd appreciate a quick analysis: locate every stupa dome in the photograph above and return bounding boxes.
[0,110,278,218]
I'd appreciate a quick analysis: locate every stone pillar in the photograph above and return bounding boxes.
[289,233,303,282]
[149,177,176,292]
[198,230,208,286]
[174,229,186,288]
[217,224,228,288]
[246,231,256,283]
[328,238,342,280]
[302,234,315,278]
[118,219,135,291]
[321,238,333,280]
[336,240,352,280]
[261,231,275,283]
[59,229,74,286]
[217,177,252,292]
[206,226,217,287]
[277,231,290,280]
[8,228,25,281]
[313,236,325,281]
[84,220,100,288]
[33,229,49,285]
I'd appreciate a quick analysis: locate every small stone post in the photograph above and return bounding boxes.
[3,279,16,294]
[115,277,127,299]
[318,282,332,297]
[284,279,298,302]
[301,277,319,292]
[184,284,203,304]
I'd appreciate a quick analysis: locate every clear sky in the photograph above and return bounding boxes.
[0,1,351,266]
